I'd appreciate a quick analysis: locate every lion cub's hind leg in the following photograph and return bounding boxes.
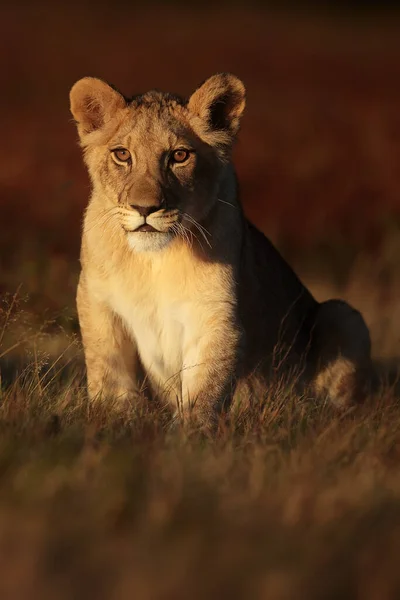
[310,299,372,407]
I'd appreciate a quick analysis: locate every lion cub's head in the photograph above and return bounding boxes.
[70,74,245,252]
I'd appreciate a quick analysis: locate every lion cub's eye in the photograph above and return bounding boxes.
[111,148,131,163]
[172,149,190,164]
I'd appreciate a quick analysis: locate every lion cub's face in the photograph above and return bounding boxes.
[70,74,245,252]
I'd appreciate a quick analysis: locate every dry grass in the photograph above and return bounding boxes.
[0,354,399,599]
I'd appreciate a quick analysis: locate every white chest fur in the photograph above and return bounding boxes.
[112,284,188,398]
[106,242,224,401]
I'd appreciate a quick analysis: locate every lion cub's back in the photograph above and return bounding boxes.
[238,221,318,371]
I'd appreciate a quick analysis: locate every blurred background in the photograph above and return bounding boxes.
[1,0,400,366]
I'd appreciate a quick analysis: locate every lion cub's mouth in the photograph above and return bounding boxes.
[135,224,158,232]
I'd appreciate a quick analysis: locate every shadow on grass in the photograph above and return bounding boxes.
[0,353,86,391]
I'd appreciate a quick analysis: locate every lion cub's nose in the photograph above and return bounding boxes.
[130,205,160,217]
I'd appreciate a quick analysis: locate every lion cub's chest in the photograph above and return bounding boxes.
[109,252,206,395]
[114,287,187,389]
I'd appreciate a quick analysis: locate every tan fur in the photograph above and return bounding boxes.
[70,73,372,427]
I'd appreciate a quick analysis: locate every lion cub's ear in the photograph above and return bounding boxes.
[70,77,126,138]
[188,73,246,141]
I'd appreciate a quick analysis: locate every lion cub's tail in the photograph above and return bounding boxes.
[309,299,372,407]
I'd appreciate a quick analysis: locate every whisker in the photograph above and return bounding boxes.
[181,223,197,250]
[217,198,237,209]
[191,223,211,249]
[84,206,120,234]
[183,213,212,249]
[183,213,211,237]
[171,223,182,243]
[178,223,193,249]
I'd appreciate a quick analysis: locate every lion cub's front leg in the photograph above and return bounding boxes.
[77,278,141,407]
[178,315,241,430]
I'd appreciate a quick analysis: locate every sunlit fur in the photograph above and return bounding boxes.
[70,73,372,428]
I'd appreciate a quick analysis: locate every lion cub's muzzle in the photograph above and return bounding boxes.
[119,206,180,234]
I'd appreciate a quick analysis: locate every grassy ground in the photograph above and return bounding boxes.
[2,4,400,598]
[0,356,399,599]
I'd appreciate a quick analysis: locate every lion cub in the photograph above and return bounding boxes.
[70,73,371,426]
